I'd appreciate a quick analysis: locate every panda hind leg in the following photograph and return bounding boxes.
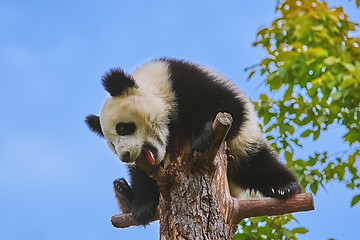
[228,143,302,199]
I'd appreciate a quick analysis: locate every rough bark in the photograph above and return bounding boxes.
[157,137,235,239]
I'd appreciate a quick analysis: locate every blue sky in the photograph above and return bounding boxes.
[0,1,359,239]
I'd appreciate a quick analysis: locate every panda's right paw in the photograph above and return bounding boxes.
[131,200,158,226]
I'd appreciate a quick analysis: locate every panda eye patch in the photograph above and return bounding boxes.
[116,122,136,136]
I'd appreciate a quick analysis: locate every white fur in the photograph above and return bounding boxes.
[100,90,171,164]
[198,64,264,162]
[99,60,177,164]
[131,60,178,120]
[227,102,263,159]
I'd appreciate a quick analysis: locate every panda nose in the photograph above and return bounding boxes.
[122,151,131,163]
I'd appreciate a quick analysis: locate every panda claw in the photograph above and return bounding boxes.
[226,148,235,161]
[266,182,302,199]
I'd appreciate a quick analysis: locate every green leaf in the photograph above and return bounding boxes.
[334,164,346,180]
[279,123,292,135]
[348,153,356,165]
[310,47,328,58]
[344,63,355,72]
[313,129,320,140]
[248,70,256,80]
[301,129,313,138]
[324,71,336,83]
[316,115,327,125]
[265,123,277,133]
[305,175,315,184]
[351,195,360,207]
[260,94,269,101]
[310,25,324,31]
[283,85,293,100]
[311,77,323,86]
[331,91,342,101]
[308,156,317,167]
[291,138,302,147]
[263,111,273,125]
[285,151,293,162]
[292,227,309,234]
[267,73,282,90]
[344,129,360,145]
[324,56,339,65]
[310,182,319,194]
[341,75,357,89]
[288,125,295,135]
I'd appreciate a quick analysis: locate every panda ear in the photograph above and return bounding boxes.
[102,68,137,97]
[85,114,104,137]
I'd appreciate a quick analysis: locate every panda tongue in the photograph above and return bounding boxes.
[144,147,156,165]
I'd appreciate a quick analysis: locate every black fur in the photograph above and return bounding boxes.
[85,114,103,137]
[166,59,247,142]
[102,68,137,97]
[127,166,159,225]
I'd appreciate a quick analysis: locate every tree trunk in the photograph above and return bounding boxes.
[157,130,237,239]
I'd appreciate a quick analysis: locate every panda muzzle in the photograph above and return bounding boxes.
[121,151,131,163]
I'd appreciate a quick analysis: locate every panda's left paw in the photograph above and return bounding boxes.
[193,135,213,153]
[267,182,302,199]
[192,122,214,153]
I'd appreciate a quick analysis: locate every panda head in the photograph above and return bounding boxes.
[86,68,170,165]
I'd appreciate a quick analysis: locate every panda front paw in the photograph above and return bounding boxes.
[192,122,214,153]
[113,178,133,201]
[266,182,302,199]
[113,178,133,213]
[193,135,213,153]
[131,200,158,225]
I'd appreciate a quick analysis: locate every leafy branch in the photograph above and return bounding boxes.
[248,0,360,204]
[238,0,360,238]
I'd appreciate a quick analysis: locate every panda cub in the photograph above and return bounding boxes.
[86,58,302,225]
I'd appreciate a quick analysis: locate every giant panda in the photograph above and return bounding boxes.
[85,58,302,225]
